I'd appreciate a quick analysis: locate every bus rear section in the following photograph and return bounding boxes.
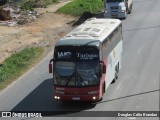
[49,18,122,102]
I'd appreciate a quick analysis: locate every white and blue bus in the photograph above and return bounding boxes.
[49,18,123,102]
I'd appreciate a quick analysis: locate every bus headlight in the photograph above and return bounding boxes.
[88,91,98,94]
[93,96,96,100]
[54,96,60,99]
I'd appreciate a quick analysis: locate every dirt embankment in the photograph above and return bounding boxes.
[0,1,77,63]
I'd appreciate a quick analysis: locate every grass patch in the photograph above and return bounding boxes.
[57,0,104,16]
[17,0,58,11]
[0,47,44,90]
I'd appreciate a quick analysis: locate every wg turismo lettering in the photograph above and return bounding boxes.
[77,53,98,59]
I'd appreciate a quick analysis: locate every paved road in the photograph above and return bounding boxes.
[0,0,159,119]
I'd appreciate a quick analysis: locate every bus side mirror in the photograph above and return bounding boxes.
[49,59,54,73]
[49,63,52,73]
[100,61,106,74]
[102,64,106,73]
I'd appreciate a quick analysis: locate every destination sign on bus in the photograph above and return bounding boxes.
[76,53,98,60]
[55,51,99,61]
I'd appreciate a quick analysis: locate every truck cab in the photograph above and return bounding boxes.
[104,0,133,19]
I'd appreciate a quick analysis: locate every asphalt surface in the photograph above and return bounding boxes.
[0,0,159,119]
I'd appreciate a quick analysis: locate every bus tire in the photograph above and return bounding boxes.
[100,83,105,101]
[111,66,118,84]
[111,79,115,84]
[115,65,119,79]
[111,73,116,84]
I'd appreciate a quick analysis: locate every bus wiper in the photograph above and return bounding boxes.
[65,73,75,86]
[76,72,87,86]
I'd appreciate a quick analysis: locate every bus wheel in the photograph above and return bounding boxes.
[112,75,116,83]
[115,65,119,79]
[111,78,116,84]
[111,68,118,84]
[100,84,105,101]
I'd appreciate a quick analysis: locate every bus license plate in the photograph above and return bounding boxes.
[72,97,80,100]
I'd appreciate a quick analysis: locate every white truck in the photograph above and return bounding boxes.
[104,0,133,19]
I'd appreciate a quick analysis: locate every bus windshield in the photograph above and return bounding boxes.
[76,61,99,86]
[55,62,75,77]
[53,46,100,86]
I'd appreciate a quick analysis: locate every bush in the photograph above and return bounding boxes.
[18,0,58,10]
[0,47,44,90]
[19,0,36,11]
[57,0,104,16]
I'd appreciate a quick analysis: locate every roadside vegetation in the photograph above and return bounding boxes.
[17,0,58,10]
[12,0,104,15]
[0,47,44,90]
[57,0,104,16]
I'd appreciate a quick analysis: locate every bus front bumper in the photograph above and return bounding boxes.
[54,94,100,102]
